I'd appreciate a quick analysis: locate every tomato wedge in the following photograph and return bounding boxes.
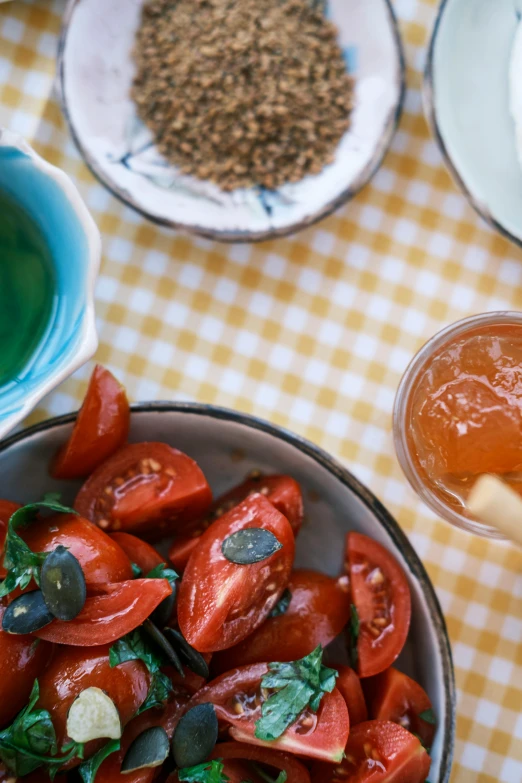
[110,532,164,574]
[52,365,130,480]
[95,695,188,783]
[0,499,21,578]
[212,569,351,673]
[37,644,149,763]
[346,533,411,678]
[311,720,431,782]
[209,742,311,783]
[335,666,368,726]
[188,663,349,762]
[363,667,436,749]
[21,513,133,593]
[75,442,212,539]
[178,494,295,652]
[169,474,303,571]
[34,578,172,645]
[0,605,52,728]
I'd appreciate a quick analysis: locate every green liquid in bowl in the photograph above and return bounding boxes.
[0,192,55,386]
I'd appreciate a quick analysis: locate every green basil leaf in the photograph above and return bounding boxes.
[419,708,436,726]
[137,672,173,714]
[268,589,292,619]
[146,564,178,584]
[131,562,143,578]
[178,759,229,782]
[254,646,337,742]
[78,739,121,783]
[0,499,78,599]
[110,629,173,714]
[250,765,287,783]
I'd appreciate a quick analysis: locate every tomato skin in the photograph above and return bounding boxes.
[0,500,21,579]
[346,533,411,678]
[363,667,435,749]
[95,694,188,783]
[178,494,295,653]
[110,532,164,574]
[37,644,149,763]
[169,474,303,572]
[0,605,52,729]
[188,663,349,763]
[52,365,130,480]
[34,578,172,646]
[212,570,351,674]
[335,666,368,726]
[75,442,212,539]
[311,720,431,782]
[210,741,311,783]
[21,514,133,593]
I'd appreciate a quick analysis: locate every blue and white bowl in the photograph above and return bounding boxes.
[425,0,522,247]
[0,129,100,438]
[57,0,405,241]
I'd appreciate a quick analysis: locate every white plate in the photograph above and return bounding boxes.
[57,0,404,240]
[0,403,455,781]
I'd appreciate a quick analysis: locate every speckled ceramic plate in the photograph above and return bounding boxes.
[425,0,522,248]
[0,403,454,781]
[57,0,405,241]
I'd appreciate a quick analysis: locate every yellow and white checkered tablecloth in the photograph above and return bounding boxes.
[0,0,521,780]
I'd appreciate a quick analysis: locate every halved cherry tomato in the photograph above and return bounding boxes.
[310,720,431,782]
[95,694,188,783]
[212,570,351,673]
[210,742,311,783]
[346,533,411,678]
[169,474,303,572]
[0,499,21,578]
[75,443,212,539]
[178,494,295,652]
[35,578,172,645]
[0,605,52,728]
[188,663,349,762]
[110,532,164,574]
[52,365,130,480]
[335,666,368,726]
[37,644,149,763]
[363,667,435,749]
[21,514,133,593]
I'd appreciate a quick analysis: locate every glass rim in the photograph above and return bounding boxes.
[393,311,522,539]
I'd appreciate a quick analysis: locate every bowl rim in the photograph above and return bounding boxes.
[423,0,522,250]
[0,400,455,780]
[0,128,100,440]
[56,0,406,243]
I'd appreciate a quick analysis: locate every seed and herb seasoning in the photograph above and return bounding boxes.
[132,0,355,191]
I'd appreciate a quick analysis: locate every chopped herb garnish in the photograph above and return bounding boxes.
[131,562,143,578]
[268,588,292,618]
[177,760,229,782]
[251,764,287,783]
[349,603,359,668]
[146,563,178,583]
[419,708,436,725]
[254,646,337,742]
[0,681,82,777]
[109,628,173,713]
[0,499,78,599]
[78,739,121,783]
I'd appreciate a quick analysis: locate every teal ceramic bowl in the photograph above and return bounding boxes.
[425,0,522,247]
[0,129,100,437]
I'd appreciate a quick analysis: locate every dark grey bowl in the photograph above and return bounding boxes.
[0,403,454,779]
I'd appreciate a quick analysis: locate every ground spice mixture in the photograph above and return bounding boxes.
[132,0,355,191]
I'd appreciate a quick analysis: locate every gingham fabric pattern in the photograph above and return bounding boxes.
[1,1,522,780]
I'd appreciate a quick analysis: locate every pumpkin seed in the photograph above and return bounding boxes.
[150,585,177,628]
[221,528,282,565]
[2,590,54,634]
[143,619,184,677]
[171,703,218,769]
[40,545,87,621]
[121,726,170,773]
[66,687,122,743]
[162,628,209,679]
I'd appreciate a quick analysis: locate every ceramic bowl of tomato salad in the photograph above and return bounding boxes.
[0,367,455,783]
